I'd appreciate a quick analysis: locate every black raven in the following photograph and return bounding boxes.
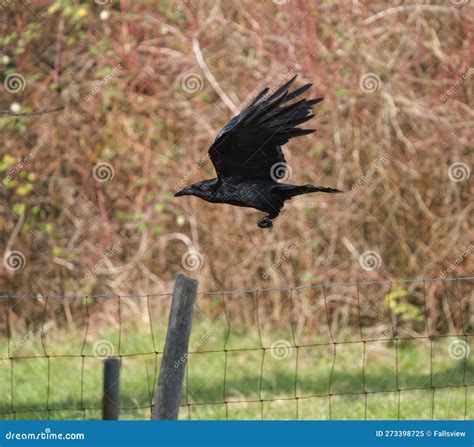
[175,75,341,228]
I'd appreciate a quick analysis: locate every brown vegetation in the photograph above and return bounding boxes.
[0,0,472,307]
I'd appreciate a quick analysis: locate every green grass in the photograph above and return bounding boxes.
[0,316,472,420]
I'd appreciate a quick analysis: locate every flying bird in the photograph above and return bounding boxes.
[175,75,341,228]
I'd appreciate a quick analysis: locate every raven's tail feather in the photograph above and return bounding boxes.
[275,184,343,199]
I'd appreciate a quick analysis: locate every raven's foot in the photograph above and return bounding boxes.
[257,216,273,229]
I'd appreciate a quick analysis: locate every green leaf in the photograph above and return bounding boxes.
[154,203,165,213]
[12,203,26,215]
[16,184,33,196]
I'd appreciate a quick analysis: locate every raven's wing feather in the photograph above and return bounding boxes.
[208,75,323,180]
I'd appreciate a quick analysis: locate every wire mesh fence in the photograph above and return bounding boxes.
[0,277,472,420]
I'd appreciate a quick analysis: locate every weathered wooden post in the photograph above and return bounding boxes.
[152,273,198,420]
[102,357,121,420]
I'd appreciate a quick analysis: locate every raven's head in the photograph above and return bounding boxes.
[174,179,217,201]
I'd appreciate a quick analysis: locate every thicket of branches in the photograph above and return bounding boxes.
[0,1,472,326]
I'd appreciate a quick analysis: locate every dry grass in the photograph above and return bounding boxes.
[0,1,472,312]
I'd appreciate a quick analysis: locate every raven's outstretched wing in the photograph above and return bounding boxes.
[208,75,323,181]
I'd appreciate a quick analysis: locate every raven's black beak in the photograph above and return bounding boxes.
[174,187,192,197]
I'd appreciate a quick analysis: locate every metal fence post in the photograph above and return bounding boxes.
[102,357,121,420]
[152,273,197,420]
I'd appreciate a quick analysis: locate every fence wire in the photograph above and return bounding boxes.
[0,277,472,420]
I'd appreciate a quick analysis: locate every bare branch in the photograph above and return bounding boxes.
[192,36,239,115]
[0,106,64,116]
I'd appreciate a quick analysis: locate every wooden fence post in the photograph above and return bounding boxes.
[152,273,197,420]
[102,357,121,420]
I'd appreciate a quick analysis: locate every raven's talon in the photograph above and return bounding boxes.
[257,218,273,229]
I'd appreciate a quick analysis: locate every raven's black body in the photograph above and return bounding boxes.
[175,75,341,228]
